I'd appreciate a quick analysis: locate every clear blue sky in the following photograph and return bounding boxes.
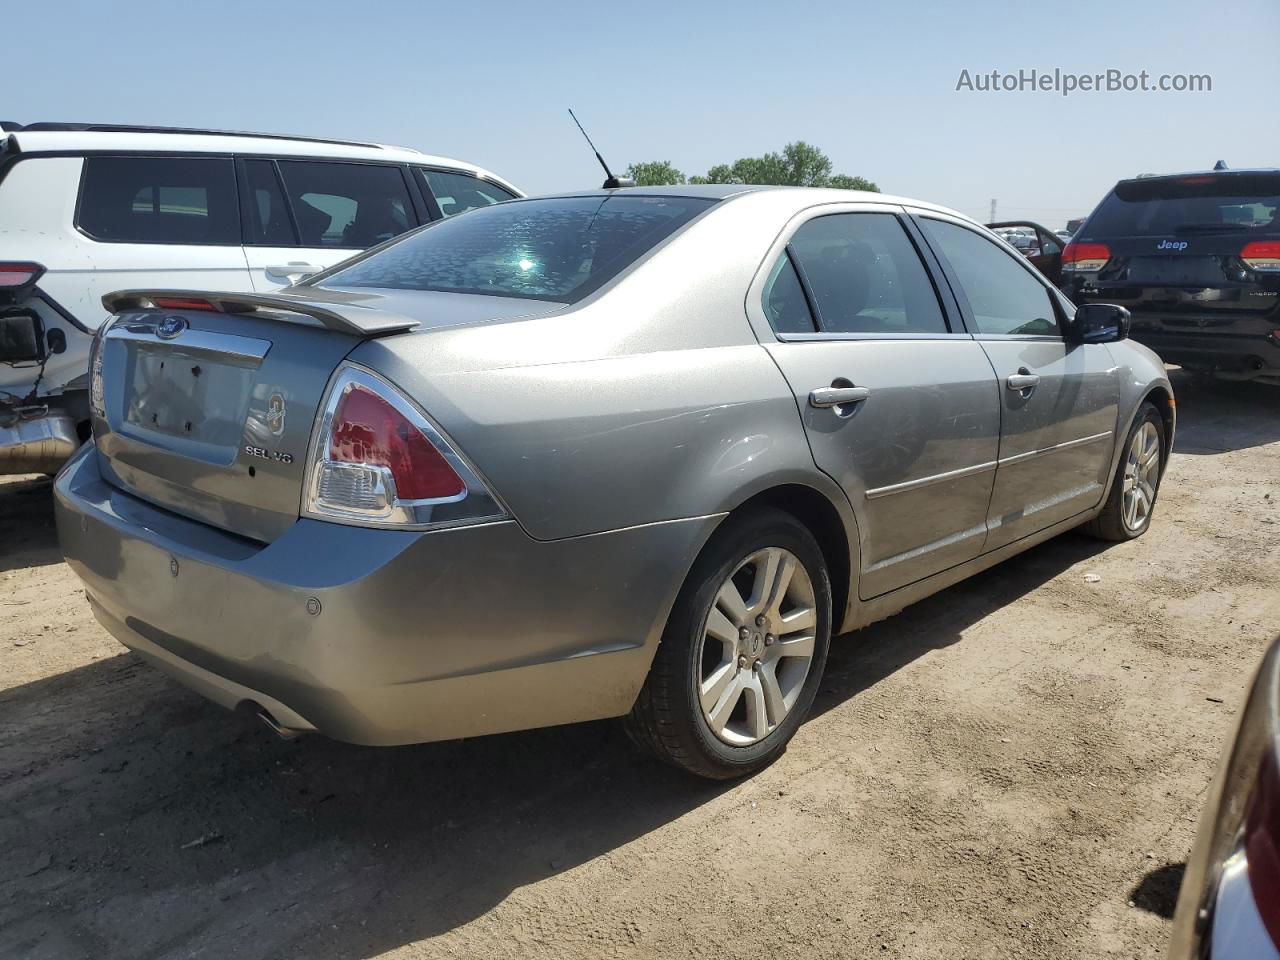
[9,0,1278,229]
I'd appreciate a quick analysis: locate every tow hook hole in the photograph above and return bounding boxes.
[248,465,256,478]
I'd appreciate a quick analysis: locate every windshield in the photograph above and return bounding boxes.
[1081,174,1280,240]
[319,195,717,303]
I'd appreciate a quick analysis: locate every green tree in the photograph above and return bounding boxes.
[625,160,686,186]
[827,173,880,192]
[774,141,833,186]
[647,142,879,192]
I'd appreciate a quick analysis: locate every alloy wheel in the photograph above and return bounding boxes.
[696,547,818,746]
[1122,421,1161,531]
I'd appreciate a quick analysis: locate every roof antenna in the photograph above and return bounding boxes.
[1214,160,1229,171]
[568,108,634,189]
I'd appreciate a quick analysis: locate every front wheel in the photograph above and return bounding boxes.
[625,508,832,779]
[1085,402,1165,541]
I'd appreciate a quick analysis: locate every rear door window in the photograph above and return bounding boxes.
[418,169,517,218]
[78,157,240,244]
[241,159,296,245]
[275,161,415,248]
[786,213,949,335]
[761,255,817,334]
[919,218,1059,336]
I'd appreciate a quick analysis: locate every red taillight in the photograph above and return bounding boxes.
[305,366,505,529]
[1062,242,1112,271]
[328,383,464,500]
[1241,242,1280,273]
[150,297,220,311]
[1178,176,1216,186]
[0,261,45,292]
[1247,752,1280,947]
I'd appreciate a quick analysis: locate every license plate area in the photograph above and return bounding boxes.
[1126,256,1224,285]
[106,323,272,466]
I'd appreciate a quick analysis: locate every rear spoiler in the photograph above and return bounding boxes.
[102,289,419,336]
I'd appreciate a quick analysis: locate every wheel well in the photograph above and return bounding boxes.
[1143,387,1175,467]
[729,485,852,631]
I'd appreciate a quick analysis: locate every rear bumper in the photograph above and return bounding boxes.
[1127,328,1280,373]
[54,442,717,745]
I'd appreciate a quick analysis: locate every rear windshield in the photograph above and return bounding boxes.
[318,195,716,303]
[1081,174,1280,240]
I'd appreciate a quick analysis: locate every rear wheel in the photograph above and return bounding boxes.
[1085,402,1165,541]
[625,508,832,779]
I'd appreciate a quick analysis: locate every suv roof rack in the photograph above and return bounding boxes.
[8,122,388,150]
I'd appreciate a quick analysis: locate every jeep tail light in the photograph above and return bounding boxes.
[1241,242,1280,273]
[1061,242,1111,272]
[303,364,506,529]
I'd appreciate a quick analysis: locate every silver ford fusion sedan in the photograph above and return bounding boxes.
[54,185,1174,779]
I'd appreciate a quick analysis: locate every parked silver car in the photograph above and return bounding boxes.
[54,186,1175,778]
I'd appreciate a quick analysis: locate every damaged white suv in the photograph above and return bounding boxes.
[0,122,520,475]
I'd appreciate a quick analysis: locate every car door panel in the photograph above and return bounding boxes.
[752,208,1001,600]
[72,155,255,315]
[242,245,353,291]
[765,339,1001,598]
[916,213,1120,550]
[979,339,1119,547]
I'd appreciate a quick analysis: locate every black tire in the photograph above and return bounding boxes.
[1084,401,1165,542]
[624,507,832,779]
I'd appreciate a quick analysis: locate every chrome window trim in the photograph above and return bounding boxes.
[776,331,971,343]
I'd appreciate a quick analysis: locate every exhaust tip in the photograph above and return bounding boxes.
[254,706,306,740]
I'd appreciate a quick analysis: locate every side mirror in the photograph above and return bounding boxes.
[1069,303,1130,344]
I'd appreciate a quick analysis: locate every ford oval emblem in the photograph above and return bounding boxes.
[156,316,188,340]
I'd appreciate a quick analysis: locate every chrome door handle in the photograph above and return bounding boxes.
[810,386,871,408]
[265,262,321,278]
[1006,373,1040,391]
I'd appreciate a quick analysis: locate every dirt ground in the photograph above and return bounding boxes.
[2,367,1278,960]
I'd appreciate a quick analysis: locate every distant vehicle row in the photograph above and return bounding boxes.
[987,168,1280,385]
[1061,167,1280,385]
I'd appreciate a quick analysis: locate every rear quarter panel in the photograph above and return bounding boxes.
[347,190,858,544]
[354,338,840,542]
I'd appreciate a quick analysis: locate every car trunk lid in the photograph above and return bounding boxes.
[92,286,557,542]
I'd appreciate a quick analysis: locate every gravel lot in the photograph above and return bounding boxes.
[2,368,1278,960]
